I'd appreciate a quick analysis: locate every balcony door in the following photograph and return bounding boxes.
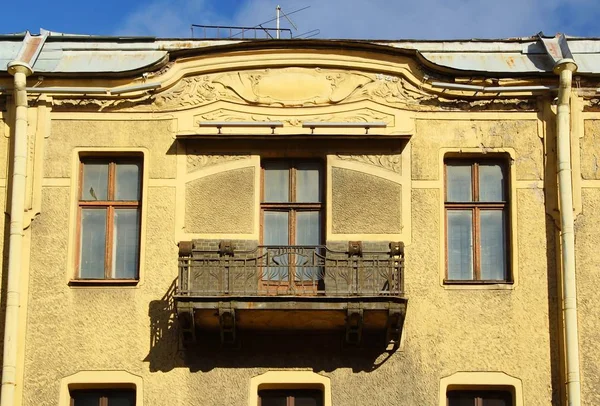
[261,160,323,293]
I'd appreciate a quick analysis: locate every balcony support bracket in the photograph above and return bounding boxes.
[218,302,236,345]
[345,304,364,345]
[178,306,196,346]
[386,305,406,348]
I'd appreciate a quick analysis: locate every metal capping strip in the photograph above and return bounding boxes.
[14,31,49,69]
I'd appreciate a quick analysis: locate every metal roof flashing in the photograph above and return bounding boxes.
[2,32,600,76]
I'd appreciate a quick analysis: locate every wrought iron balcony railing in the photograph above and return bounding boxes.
[177,242,404,297]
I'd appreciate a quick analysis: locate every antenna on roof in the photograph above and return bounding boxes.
[276,5,298,39]
[190,5,318,40]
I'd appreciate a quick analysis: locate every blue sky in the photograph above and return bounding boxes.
[2,0,600,40]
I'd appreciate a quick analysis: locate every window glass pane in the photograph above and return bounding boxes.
[296,211,322,282]
[296,212,321,246]
[113,209,140,279]
[115,163,141,201]
[264,163,289,202]
[446,164,472,202]
[447,392,476,406]
[108,391,136,406]
[264,211,289,245]
[82,163,108,201]
[295,394,322,406]
[80,209,107,278]
[480,210,507,280]
[482,398,511,406]
[263,211,289,281]
[482,392,512,406]
[296,162,321,203]
[259,395,287,406]
[479,164,505,202]
[71,392,101,406]
[447,210,473,280]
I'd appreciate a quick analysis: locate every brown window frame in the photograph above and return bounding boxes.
[447,389,513,406]
[258,389,323,406]
[70,388,136,406]
[444,157,511,283]
[260,159,325,246]
[75,156,142,283]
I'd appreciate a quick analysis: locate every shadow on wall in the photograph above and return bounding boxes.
[144,278,186,372]
[144,278,398,373]
[168,137,408,159]
[546,215,563,405]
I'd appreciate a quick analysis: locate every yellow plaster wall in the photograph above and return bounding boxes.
[16,54,563,406]
[23,114,557,406]
[185,167,255,234]
[48,119,177,179]
[575,188,600,406]
[575,118,600,405]
[331,167,402,234]
[581,120,600,179]
[413,119,542,181]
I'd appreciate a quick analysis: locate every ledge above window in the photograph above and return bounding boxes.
[175,120,411,139]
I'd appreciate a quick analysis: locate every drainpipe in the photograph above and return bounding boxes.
[554,58,581,406]
[1,61,33,406]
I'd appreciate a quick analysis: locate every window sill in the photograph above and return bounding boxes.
[443,280,514,290]
[68,279,139,288]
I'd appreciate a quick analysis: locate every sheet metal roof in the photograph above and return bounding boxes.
[2,30,600,76]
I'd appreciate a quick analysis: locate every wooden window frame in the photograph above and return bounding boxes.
[447,389,513,406]
[75,157,142,282]
[258,389,324,406]
[260,159,324,246]
[70,388,136,406]
[444,158,511,283]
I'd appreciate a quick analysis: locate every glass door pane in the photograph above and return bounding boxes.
[296,162,321,202]
[263,163,290,202]
[296,211,322,282]
[263,211,289,281]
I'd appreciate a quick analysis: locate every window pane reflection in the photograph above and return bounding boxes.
[115,163,141,200]
[113,209,140,279]
[80,209,107,278]
[82,163,108,201]
[447,210,473,280]
[296,162,321,202]
[446,164,472,202]
[264,163,289,202]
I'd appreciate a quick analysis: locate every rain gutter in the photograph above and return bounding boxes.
[540,33,582,406]
[0,30,40,406]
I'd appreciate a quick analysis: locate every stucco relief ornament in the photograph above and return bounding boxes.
[186,154,250,172]
[154,76,219,109]
[336,154,402,174]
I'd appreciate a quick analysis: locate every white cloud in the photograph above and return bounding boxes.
[115,0,596,39]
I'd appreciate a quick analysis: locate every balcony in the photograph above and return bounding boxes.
[174,241,407,347]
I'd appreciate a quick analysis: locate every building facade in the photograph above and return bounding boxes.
[0,31,598,405]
